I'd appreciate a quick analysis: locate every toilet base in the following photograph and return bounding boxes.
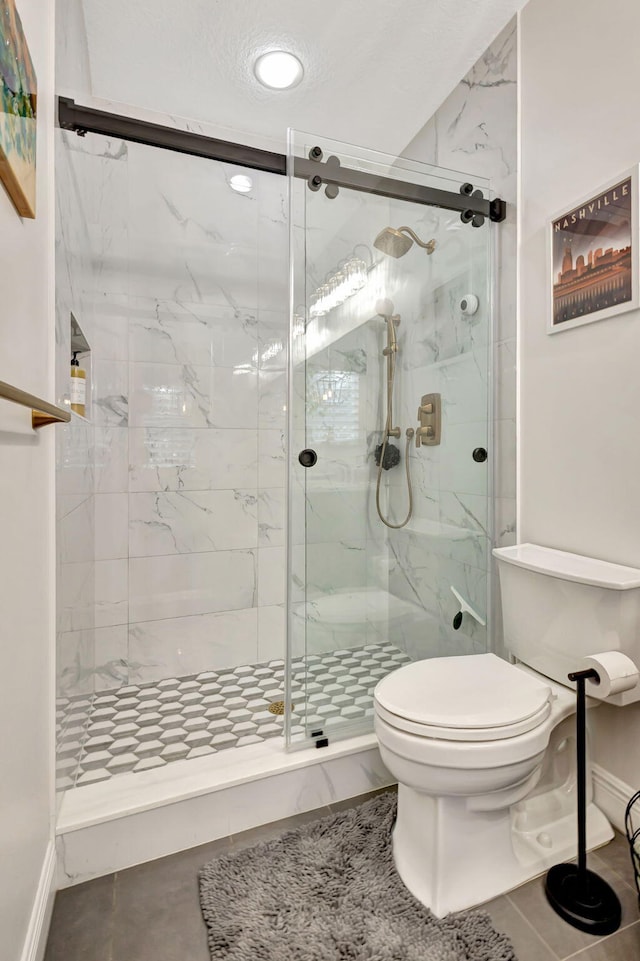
[392,783,613,916]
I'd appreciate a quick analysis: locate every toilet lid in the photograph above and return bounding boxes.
[374,653,552,736]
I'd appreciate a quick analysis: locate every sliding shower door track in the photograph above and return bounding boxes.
[57,97,506,223]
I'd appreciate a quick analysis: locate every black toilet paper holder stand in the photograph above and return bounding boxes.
[544,668,622,935]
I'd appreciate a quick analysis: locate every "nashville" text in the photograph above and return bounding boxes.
[554,179,630,231]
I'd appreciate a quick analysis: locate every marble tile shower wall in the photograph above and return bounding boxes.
[56,130,98,697]
[57,19,516,698]
[431,18,518,543]
[291,222,491,665]
[382,238,492,661]
[289,321,385,659]
[56,132,289,696]
[290,162,498,667]
[399,18,518,654]
[289,20,517,667]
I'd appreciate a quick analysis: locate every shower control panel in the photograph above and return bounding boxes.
[416,393,441,447]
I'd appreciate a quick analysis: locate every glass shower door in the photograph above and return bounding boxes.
[286,131,493,749]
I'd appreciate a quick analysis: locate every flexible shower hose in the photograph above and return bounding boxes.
[375,429,414,529]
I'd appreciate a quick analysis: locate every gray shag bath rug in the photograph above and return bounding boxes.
[199,792,516,961]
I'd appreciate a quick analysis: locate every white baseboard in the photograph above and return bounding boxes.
[20,841,56,961]
[592,762,636,834]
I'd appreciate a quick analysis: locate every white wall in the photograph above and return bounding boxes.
[519,0,640,788]
[0,0,56,957]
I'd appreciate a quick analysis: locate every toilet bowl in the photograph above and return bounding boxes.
[375,654,563,803]
[374,653,610,915]
[374,544,640,916]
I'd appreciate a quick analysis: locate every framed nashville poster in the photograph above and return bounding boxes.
[549,167,639,333]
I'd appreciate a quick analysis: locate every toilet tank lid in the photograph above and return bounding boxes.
[493,544,640,590]
[374,653,551,730]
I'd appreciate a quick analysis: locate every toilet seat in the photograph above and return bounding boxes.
[374,653,553,741]
[375,698,552,741]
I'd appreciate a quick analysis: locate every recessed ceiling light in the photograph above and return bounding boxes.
[254,51,304,90]
[229,174,253,194]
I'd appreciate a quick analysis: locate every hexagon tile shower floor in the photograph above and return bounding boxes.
[56,642,410,788]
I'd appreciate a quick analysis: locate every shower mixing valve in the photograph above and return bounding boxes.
[416,392,441,447]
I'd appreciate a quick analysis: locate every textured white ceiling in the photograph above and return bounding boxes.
[81,0,524,156]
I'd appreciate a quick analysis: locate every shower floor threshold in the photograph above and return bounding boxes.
[56,729,393,886]
[57,730,380,834]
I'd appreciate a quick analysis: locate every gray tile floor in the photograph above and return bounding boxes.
[44,786,640,961]
[56,643,411,790]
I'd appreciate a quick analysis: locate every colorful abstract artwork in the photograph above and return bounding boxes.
[0,0,37,218]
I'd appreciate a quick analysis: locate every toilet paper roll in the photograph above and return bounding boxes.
[581,651,639,699]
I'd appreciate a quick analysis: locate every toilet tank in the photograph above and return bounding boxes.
[493,544,640,705]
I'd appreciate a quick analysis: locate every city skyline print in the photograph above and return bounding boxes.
[549,169,639,333]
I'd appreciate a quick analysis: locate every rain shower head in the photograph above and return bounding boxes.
[374,227,413,259]
[373,226,436,258]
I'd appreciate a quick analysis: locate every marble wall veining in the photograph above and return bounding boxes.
[287,19,517,682]
[288,144,493,696]
[402,17,518,651]
[56,131,289,698]
[56,129,99,699]
[56,17,517,711]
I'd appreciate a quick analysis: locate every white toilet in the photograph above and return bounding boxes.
[374,543,640,916]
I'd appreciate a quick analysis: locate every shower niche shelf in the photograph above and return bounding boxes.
[69,312,92,421]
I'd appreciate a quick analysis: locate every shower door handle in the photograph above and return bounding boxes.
[298,449,318,468]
